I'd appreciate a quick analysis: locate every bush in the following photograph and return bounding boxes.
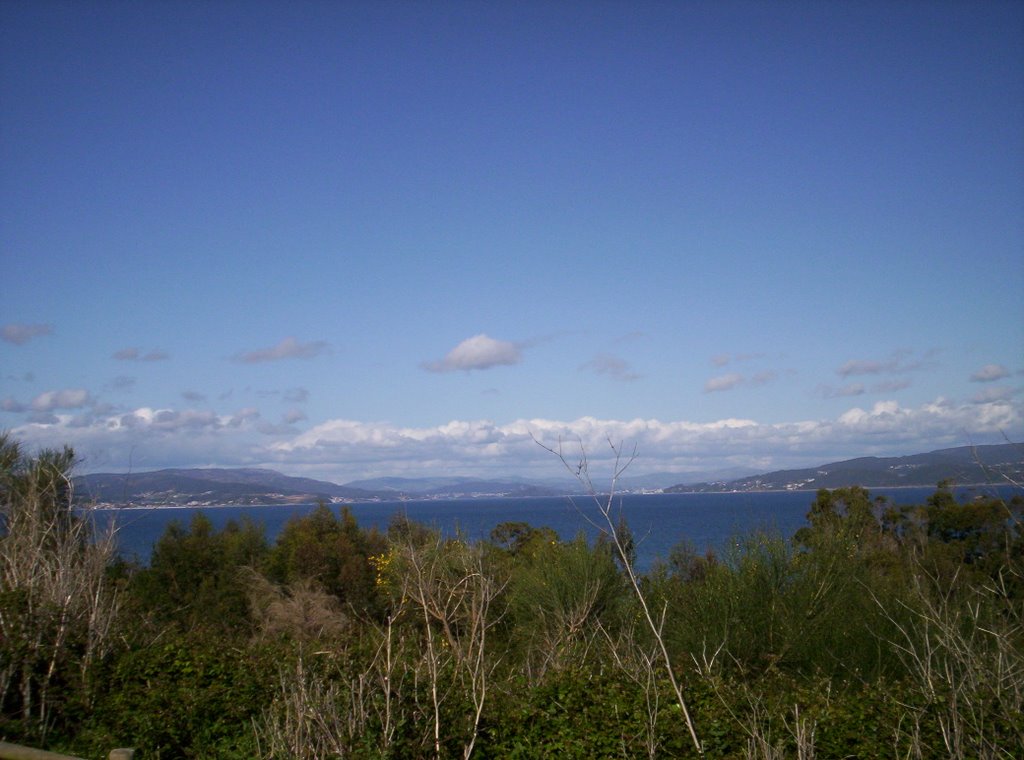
[127,513,269,635]
[267,504,387,617]
[78,631,278,759]
[506,534,628,673]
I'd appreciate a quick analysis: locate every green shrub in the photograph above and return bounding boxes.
[659,526,910,679]
[506,534,628,671]
[78,632,279,759]
[127,513,269,635]
[267,504,387,617]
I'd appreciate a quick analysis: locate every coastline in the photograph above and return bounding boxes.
[81,481,1020,511]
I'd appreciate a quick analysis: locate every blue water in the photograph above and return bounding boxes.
[91,485,1011,572]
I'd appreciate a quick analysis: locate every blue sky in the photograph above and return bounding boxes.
[2,1,1022,483]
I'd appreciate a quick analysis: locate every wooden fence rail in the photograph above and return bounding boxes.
[0,742,133,760]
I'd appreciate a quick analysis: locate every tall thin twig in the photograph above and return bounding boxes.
[533,434,705,757]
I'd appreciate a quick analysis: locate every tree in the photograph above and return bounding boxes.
[267,503,386,616]
[129,512,268,634]
[0,433,120,742]
[489,520,558,556]
[796,486,884,548]
[535,435,706,757]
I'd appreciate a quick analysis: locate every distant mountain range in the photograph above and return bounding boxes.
[343,475,567,498]
[665,443,1023,493]
[74,468,379,506]
[73,469,576,506]
[73,443,1022,507]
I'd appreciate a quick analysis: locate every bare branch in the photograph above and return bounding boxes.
[533,434,705,757]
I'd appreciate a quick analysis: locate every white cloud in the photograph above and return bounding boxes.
[234,337,329,363]
[970,364,1010,382]
[580,354,641,382]
[423,334,522,372]
[972,386,1017,404]
[30,389,93,412]
[151,409,221,431]
[704,373,743,392]
[228,407,261,427]
[268,399,1022,479]
[2,323,52,345]
[9,397,1021,483]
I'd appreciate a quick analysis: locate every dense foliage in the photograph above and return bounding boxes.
[2,435,1022,758]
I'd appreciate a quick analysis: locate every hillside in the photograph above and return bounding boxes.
[73,469,566,506]
[344,475,567,497]
[665,443,1024,493]
[73,443,1023,506]
[73,468,378,506]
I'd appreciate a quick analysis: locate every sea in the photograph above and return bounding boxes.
[90,484,1015,573]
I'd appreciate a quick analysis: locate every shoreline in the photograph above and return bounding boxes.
[81,482,1017,511]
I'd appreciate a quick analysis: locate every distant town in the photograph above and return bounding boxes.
[73,443,1023,508]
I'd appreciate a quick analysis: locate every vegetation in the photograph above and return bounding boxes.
[2,434,1022,758]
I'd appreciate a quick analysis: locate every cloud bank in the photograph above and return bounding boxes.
[10,396,1020,483]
